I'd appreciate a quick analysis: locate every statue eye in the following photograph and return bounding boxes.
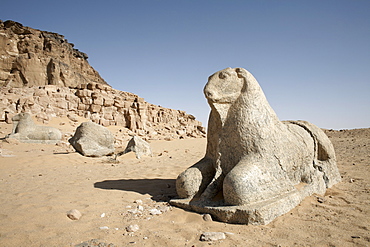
[219,72,228,79]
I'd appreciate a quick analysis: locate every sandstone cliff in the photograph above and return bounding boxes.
[0,20,107,88]
[0,20,206,140]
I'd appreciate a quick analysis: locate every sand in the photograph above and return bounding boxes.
[0,118,369,247]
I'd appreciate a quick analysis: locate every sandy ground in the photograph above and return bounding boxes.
[0,118,369,247]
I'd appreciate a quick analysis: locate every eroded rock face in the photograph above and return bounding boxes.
[69,121,115,157]
[6,112,61,143]
[0,20,107,88]
[171,67,341,225]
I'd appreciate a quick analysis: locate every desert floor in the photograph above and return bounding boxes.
[0,119,369,247]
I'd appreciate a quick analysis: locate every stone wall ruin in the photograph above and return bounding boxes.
[0,83,206,140]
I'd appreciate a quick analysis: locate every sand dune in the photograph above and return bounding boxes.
[0,119,369,246]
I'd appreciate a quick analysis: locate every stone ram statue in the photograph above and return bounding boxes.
[6,112,62,143]
[170,67,341,225]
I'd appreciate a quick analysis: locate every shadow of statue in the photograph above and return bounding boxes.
[94,178,177,202]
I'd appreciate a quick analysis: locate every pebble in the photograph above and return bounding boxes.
[317,197,325,203]
[74,239,115,247]
[149,208,162,215]
[126,224,140,232]
[127,208,142,215]
[202,214,213,221]
[200,232,226,241]
[67,209,82,220]
[99,226,109,230]
[134,199,143,204]
[101,213,106,218]
[158,205,171,213]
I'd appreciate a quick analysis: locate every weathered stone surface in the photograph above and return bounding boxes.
[117,136,152,159]
[6,112,61,143]
[0,20,107,88]
[171,67,341,225]
[69,121,115,157]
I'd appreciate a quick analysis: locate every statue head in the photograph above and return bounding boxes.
[204,67,245,104]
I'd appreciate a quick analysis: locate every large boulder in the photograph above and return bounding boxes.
[171,67,341,225]
[69,121,114,157]
[6,112,61,143]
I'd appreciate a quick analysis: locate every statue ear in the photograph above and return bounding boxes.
[235,68,248,79]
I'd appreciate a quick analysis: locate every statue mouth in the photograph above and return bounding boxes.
[210,102,231,125]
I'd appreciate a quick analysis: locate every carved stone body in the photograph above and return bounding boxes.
[171,68,341,224]
[7,112,62,143]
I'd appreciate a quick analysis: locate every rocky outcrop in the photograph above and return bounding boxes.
[0,20,107,88]
[0,20,206,140]
[0,83,206,140]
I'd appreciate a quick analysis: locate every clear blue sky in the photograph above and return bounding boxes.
[2,0,369,129]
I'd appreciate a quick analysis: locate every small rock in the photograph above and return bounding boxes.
[127,208,142,215]
[137,205,144,211]
[67,209,82,220]
[126,224,139,232]
[203,214,213,221]
[67,113,79,122]
[200,232,226,241]
[74,239,115,247]
[134,199,143,204]
[149,208,162,215]
[317,197,325,203]
[99,226,109,230]
[101,213,106,218]
[158,205,171,213]
[350,178,355,183]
